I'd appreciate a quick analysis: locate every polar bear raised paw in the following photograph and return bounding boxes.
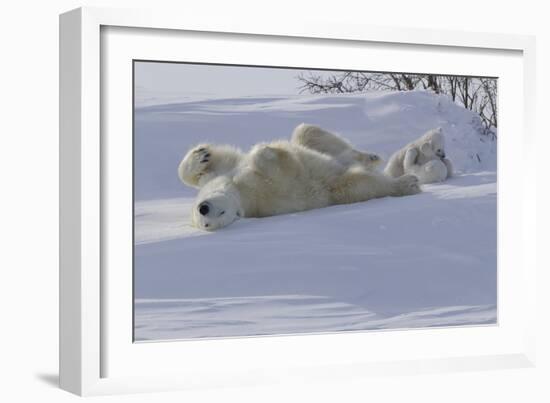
[177,145,213,188]
[178,143,243,188]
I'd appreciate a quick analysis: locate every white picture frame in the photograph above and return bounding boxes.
[59,6,537,396]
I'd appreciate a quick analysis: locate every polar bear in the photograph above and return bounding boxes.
[384,127,453,184]
[178,124,420,231]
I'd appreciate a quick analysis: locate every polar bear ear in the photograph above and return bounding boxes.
[420,141,433,155]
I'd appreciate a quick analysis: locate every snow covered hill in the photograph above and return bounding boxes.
[133,91,497,341]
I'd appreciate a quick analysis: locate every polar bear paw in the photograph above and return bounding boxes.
[178,145,214,187]
[186,145,213,176]
[394,174,421,196]
[192,146,212,165]
[338,149,382,170]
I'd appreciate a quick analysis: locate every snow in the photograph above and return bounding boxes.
[133,90,497,341]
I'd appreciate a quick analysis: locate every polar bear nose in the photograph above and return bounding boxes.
[198,202,210,216]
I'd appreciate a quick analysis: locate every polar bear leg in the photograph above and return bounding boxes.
[292,123,381,169]
[403,147,419,171]
[442,158,453,178]
[383,153,405,178]
[291,123,351,155]
[338,149,382,171]
[250,144,281,172]
[329,168,420,205]
[178,144,242,188]
[249,143,301,179]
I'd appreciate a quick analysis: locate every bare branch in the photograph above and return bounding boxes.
[296,71,497,134]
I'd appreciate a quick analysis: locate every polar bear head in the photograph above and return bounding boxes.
[191,176,244,231]
[419,127,446,159]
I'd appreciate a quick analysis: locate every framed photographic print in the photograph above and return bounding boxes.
[60,6,537,396]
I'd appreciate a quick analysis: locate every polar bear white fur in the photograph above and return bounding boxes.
[290,124,383,171]
[384,127,453,184]
[178,124,421,231]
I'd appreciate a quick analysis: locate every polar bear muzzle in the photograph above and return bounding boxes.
[191,189,243,231]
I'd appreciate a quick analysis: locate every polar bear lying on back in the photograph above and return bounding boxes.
[384,127,453,184]
[178,124,421,231]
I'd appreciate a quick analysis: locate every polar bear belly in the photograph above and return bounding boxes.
[234,162,331,218]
